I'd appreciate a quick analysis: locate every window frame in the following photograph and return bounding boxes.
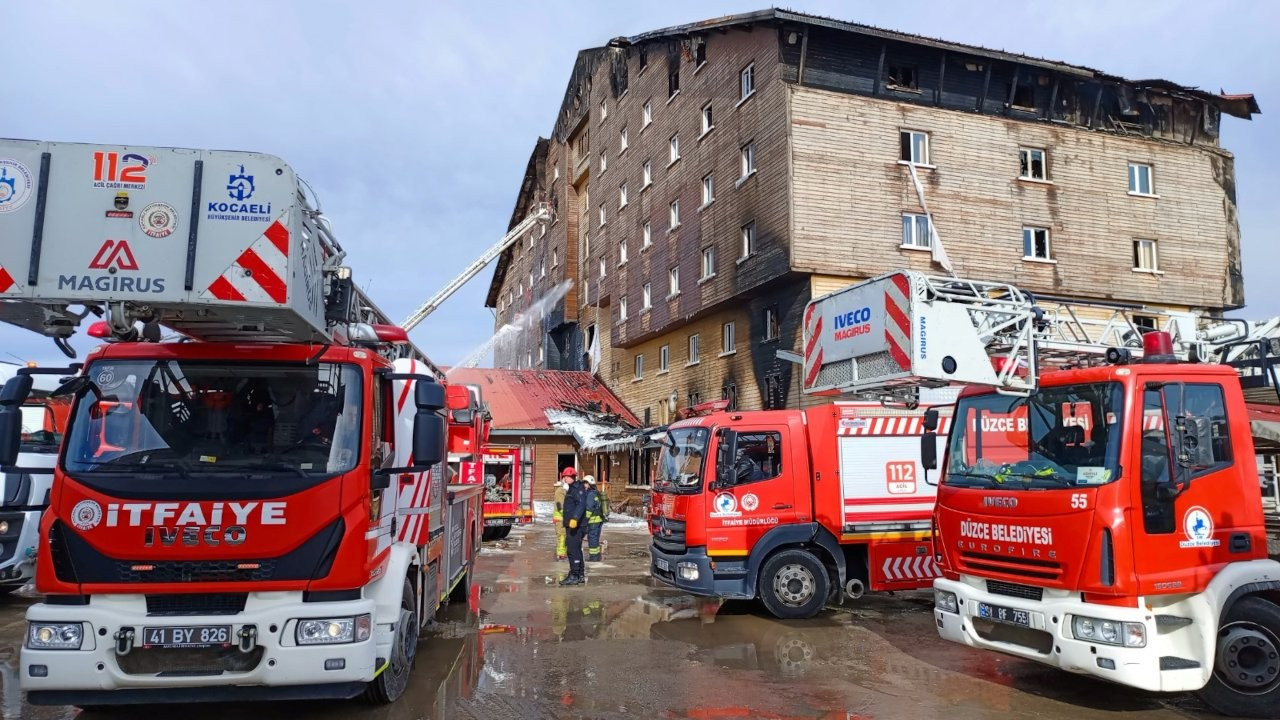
[642,99,653,128]
[669,200,681,230]
[701,246,716,280]
[619,126,628,153]
[1129,162,1156,197]
[1019,147,1048,182]
[642,160,652,188]
[727,431,785,485]
[764,306,780,342]
[619,182,628,209]
[739,142,757,182]
[688,333,701,365]
[642,282,652,310]
[642,222,652,248]
[1133,238,1160,273]
[634,354,644,380]
[701,172,715,207]
[669,134,681,166]
[668,266,680,298]
[722,321,737,355]
[738,63,756,104]
[901,212,932,250]
[1022,226,1052,262]
[659,344,670,373]
[619,237,628,265]
[619,295,628,321]
[701,103,714,136]
[899,130,931,166]
[739,221,756,259]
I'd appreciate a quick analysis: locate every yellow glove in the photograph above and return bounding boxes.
[569,519,579,529]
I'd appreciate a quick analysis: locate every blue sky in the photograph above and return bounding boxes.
[1,1,1275,367]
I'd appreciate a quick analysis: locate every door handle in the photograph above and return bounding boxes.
[773,503,793,510]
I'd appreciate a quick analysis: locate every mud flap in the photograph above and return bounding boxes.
[867,539,938,591]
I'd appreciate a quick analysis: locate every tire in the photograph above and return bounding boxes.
[757,549,830,620]
[1198,596,1280,718]
[481,527,498,542]
[495,525,513,540]
[448,566,471,604]
[363,579,417,704]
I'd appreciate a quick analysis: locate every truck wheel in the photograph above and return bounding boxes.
[1199,597,1280,718]
[758,549,830,620]
[364,579,417,704]
[482,527,497,542]
[495,525,512,540]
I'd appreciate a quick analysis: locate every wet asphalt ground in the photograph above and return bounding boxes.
[0,521,1232,719]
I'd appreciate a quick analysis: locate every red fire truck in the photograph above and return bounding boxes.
[0,139,494,707]
[801,270,1280,717]
[478,444,531,540]
[648,398,949,619]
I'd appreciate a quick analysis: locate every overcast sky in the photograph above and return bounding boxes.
[1,1,1275,367]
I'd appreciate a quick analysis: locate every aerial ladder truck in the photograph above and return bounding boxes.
[398,202,551,540]
[801,270,1280,718]
[0,138,485,707]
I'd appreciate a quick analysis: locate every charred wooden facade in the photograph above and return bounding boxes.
[485,9,1257,437]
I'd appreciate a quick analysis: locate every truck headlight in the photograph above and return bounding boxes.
[27,623,84,650]
[1071,615,1145,648]
[677,562,699,581]
[296,614,371,645]
[934,589,959,614]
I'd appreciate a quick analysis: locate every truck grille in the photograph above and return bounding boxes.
[117,646,264,676]
[985,580,1044,602]
[145,593,248,616]
[117,561,277,584]
[650,517,687,553]
[959,551,1062,582]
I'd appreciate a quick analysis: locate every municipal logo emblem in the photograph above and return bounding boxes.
[0,159,34,214]
[711,492,739,517]
[741,493,760,512]
[71,500,103,531]
[1179,506,1220,548]
[139,202,178,238]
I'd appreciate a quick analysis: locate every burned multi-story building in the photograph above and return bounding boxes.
[486,9,1257,432]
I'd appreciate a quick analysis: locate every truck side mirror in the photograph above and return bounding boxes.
[921,433,938,471]
[415,378,446,411]
[1174,414,1215,470]
[923,408,939,433]
[0,375,35,467]
[715,429,738,489]
[452,408,474,425]
[412,411,446,470]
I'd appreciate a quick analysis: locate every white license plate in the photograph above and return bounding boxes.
[977,602,1031,627]
[654,558,671,572]
[142,625,232,648]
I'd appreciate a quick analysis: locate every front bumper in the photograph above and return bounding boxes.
[934,576,1208,693]
[650,545,752,599]
[21,592,388,702]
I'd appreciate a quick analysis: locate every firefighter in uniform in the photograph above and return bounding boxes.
[584,475,607,561]
[559,471,589,585]
[553,468,575,560]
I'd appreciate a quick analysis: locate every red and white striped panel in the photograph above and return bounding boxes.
[838,415,952,436]
[803,302,823,388]
[392,358,437,547]
[881,555,941,582]
[884,274,912,371]
[1143,414,1164,431]
[0,265,20,295]
[200,217,290,304]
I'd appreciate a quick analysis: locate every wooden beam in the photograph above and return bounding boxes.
[1005,65,1019,115]
[1091,82,1105,128]
[936,52,946,106]
[977,61,992,111]
[798,27,809,84]
[874,41,886,96]
[1047,75,1059,121]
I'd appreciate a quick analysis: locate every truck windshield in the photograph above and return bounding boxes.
[945,382,1124,489]
[21,404,62,452]
[63,361,363,478]
[655,427,710,495]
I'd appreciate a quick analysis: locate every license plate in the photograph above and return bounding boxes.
[142,625,232,648]
[485,518,513,527]
[654,558,671,572]
[977,602,1030,627]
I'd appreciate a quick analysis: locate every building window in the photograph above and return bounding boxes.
[620,126,628,153]
[688,333,700,364]
[529,271,534,288]
[600,99,607,122]
[659,345,670,372]
[668,266,680,297]
[553,164,559,181]
[642,100,652,127]
[668,63,680,98]
[1019,148,1047,181]
[599,152,607,174]
[619,183,628,208]
[739,142,757,180]
[693,37,706,67]
[517,283,523,299]
[598,204,606,227]
[687,389,701,407]
[634,354,644,379]
[507,290,513,307]
[599,258,606,278]
[642,222,652,248]
[701,103,714,135]
[722,321,736,354]
[722,381,738,411]
[740,63,755,101]
[669,200,680,229]
[540,259,546,278]
[619,295,628,321]
[638,45,648,72]
[740,221,756,258]
[887,64,918,90]
[642,283,652,309]
[1133,315,1158,334]
[764,306,780,341]
[1023,227,1051,261]
[538,344,545,363]
[1129,162,1155,196]
[701,246,716,279]
[619,237,628,264]
[669,134,680,165]
[1134,239,1159,272]
[900,130,930,165]
[642,160,652,188]
[701,173,715,206]
[901,213,932,249]
[552,248,559,267]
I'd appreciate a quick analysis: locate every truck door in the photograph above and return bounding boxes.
[705,426,803,558]
[1129,380,1250,593]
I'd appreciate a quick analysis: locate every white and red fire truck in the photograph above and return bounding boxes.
[477,444,532,540]
[0,139,489,707]
[802,270,1280,718]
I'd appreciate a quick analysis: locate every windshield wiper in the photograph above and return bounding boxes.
[78,460,192,479]
[244,461,316,479]
[945,472,998,487]
[999,471,1074,488]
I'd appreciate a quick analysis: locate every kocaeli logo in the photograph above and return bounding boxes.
[1179,506,1220,548]
[92,151,151,190]
[207,165,272,223]
[0,159,33,213]
[832,306,872,341]
[711,491,739,517]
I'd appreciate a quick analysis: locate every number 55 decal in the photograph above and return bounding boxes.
[1071,493,1087,509]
